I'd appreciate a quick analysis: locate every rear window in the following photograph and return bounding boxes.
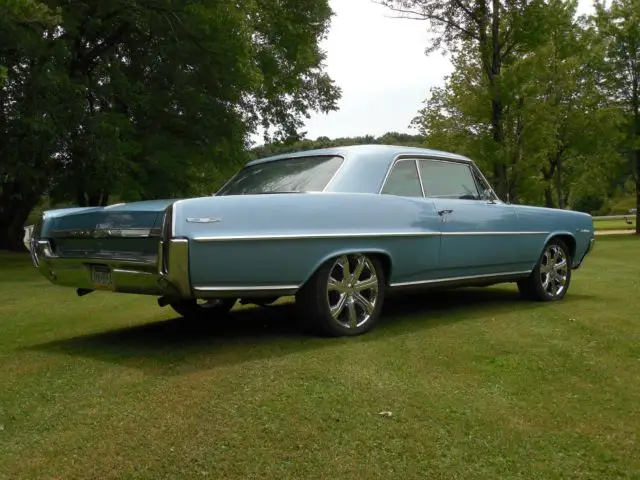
[217,155,344,195]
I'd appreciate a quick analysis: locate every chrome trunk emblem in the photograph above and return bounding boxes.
[186,217,221,224]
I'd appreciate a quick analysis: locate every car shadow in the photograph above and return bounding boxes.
[27,287,594,376]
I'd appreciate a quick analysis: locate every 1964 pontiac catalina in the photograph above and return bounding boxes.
[24,145,595,336]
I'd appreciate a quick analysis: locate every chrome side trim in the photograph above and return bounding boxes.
[49,227,161,238]
[192,230,548,242]
[389,270,532,288]
[194,285,298,298]
[414,159,426,197]
[193,231,439,242]
[192,270,534,298]
[441,231,547,236]
[195,285,298,291]
[186,217,221,224]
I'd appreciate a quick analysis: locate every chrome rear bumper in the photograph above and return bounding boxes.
[28,219,192,299]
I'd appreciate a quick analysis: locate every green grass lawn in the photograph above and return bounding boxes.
[1,238,639,479]
[594,218,636,231]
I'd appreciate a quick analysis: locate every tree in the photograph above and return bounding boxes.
[377,0,561,199]
[0,0,58,84]
[593,0,640,233]
[0,0,341,250]
[406,0,625,207]
[0,0,63,250]
[248,132,427,160]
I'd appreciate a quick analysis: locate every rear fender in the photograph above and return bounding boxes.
[302,247,394,288]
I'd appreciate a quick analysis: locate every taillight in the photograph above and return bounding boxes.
[161,204,173,274]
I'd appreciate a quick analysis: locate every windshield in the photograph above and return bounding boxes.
[216,155,344,196]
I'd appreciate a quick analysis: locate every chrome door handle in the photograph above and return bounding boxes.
[437,209,453,216]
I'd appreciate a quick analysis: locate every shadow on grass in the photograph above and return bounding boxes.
[28,287,594,375]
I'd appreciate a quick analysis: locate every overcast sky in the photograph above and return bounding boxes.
[299,0,595,141]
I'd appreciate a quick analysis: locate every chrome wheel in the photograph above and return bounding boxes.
[540,243,568,297]
[517,237,572,302]
[326,254,379,329]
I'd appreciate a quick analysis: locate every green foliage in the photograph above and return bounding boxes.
[379,0,582,199]
[572,194,605,215]
[403,0,633,209]
[608,194,637,215]
[248,131,426,160]
[0,0,59,76]
[0,0,340,249]
[593,0,640,232]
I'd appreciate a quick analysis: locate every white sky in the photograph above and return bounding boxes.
[299,0,595,141]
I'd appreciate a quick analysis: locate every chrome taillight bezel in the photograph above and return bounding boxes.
[160,204,174,274]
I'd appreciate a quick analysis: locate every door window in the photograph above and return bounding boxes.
[380,160,423,197]
[418,160,481,199]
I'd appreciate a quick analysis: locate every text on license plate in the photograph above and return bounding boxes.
[91,267,112,289]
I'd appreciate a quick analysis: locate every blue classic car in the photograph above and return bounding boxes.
[25,145,595,336]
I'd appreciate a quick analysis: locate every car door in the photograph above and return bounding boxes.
[379,158,442,281]
[416,158,520,277]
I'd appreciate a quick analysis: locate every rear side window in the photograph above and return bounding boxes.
[217,155,343,195]
[418,159,481,199]
[380,160,423,197]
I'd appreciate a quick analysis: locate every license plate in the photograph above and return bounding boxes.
[91,266,112,289]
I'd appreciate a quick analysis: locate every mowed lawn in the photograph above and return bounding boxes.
[594,218,636,231]
[1,237,639,479]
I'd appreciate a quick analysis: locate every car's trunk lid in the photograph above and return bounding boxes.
[42,200,176,261]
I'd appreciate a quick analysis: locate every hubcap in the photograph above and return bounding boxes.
[326,254,379,329]
[540,244,568,297]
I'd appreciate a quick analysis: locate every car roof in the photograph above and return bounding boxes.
[245,144,473,167]
[242,144,476,195]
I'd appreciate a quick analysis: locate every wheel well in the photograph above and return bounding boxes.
[370,252,393,285]
[552,234,576,260]
[303,251,394,289]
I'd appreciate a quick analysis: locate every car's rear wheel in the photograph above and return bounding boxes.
[517,238,572,301]
[296,253,386,336]
[170,298,237,319]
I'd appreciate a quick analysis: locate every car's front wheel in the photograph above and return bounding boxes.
[517,238,572,301]
[170,298,237,319]
[296,253,386,336]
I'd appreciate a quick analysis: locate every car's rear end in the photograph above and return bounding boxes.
[25,200,191,300]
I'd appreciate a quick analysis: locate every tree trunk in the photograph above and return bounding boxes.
[0,192,39,251]
[556,155,565,209]
[541,159,557,209]
[485,0,507,201]
[76,188,110,207]
[632,52,639,233]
